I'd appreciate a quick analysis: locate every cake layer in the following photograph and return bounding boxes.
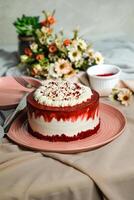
[28,122,100,142]
[28,109,99,136]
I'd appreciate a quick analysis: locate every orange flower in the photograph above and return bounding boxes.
[63,39,71,46]
[24,48,32,57]
[36,54,44,60]
[40,16,56,27]
[47,16,56,25]
[48,43,57,53]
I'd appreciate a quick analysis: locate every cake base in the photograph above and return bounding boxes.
[28,122,100,142]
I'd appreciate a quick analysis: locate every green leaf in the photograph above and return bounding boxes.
[13,14,40,36]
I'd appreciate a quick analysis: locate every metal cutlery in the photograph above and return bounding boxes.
[3,93,28,132]
[0,93,28,141]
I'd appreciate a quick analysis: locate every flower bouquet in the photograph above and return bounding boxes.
[20,10,104,79]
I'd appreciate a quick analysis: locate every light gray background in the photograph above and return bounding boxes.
[0,0,134,46]
[0,0,134,79]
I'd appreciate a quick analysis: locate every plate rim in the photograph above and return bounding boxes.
[7,102,126,154]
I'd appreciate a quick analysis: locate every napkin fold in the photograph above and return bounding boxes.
[120,80,134,92]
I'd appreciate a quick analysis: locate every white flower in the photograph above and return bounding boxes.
[30,42,38,52]
[77,38,87,50]
[68,48,82,62]
[55,38,63,49]
[67,40,78,51]
[54,59,73,76]
[109,88,120,101]
[74,58,84,68]
[117,88,132,106]
[39,36,46,45]
[94,52,104,65]
[66,44,74,52]
[84,48,96,65]
[86,48,95,58]
[109,87,132,106]
[41,26,47,34]
[20,55,28,63]
[41,27,51,34]
[46,36,55,45]
[48,63,60,78]
[33,64,42,71]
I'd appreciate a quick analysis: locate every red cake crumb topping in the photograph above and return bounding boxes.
[33,80,93,107]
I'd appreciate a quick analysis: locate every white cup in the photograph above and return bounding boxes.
[87,64,121,96]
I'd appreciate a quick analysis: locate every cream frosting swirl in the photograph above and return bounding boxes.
[34,80,92,107]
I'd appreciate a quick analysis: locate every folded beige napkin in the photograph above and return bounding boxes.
[1,73,134,200]
[120,80,134,92]
[1,96,134,200]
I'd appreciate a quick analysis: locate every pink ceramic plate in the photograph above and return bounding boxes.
[7,103,126,153]
[0,76,41,109]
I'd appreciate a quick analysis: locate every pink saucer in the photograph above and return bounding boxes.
[7,103,126,153]
[0,76,41,109]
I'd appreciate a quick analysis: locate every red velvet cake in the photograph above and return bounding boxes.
[27,80,100,142]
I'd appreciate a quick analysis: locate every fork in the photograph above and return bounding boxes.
[0,93,28,140]
[13,76,38,89]
[3,93,28,133]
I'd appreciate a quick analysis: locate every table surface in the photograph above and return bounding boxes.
[0,40,134,200]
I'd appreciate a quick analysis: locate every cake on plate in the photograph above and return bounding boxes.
[27,79,100,142]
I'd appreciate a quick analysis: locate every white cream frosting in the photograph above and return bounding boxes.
[28,110,99,136]
[34,80,92,107]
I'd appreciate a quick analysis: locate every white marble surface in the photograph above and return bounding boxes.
[0,0,134,79]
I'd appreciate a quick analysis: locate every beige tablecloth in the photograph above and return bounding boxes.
[0,96,134,200]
